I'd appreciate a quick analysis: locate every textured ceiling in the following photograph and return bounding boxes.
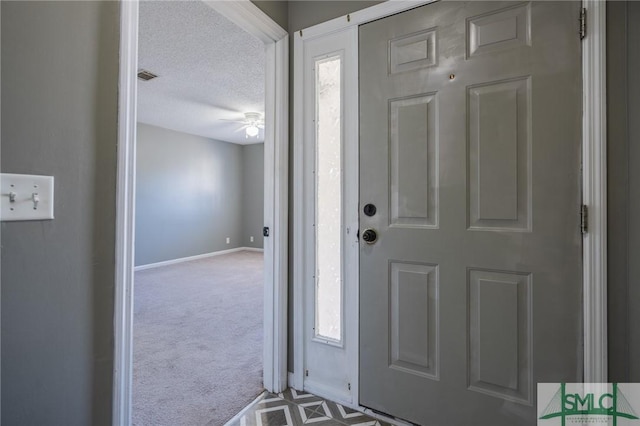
[137,0,265,145]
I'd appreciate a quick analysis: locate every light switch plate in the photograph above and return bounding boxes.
[1,173,54,221]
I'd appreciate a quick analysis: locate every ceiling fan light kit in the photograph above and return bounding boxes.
[244,112,264,139]
[246,125,260,138]
[218,111,265,140]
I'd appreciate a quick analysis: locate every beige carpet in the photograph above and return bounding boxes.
[133,250,264,426]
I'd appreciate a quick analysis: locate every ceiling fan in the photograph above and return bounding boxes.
[220,112,264,139]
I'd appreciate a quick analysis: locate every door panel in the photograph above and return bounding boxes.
[467,269,532,403]
[359,2,582,425]
[468,77,531,231]
[389,94,438,227]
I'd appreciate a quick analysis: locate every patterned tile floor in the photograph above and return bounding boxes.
[225,388,393,426]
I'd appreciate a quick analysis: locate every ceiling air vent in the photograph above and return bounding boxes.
[137,69,158,81]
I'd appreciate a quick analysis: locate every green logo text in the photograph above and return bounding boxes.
[540,383,639,426]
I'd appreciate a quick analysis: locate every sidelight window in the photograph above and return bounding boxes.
[314,54,343,343]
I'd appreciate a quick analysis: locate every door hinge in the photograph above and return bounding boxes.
[581,204,588,234]
[348,383,351,391]
[579,8,587,40]
[305,369,309,377]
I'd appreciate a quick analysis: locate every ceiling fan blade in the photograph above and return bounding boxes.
[233,124,250,133]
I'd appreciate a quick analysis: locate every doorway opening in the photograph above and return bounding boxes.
[132,2,267,424]
[115,1,289,425]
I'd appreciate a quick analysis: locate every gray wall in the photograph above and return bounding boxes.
[252,0,288,31]
[242,143,265,249]
[255,0,386,33]
[136,124,264,266]
[607,1,640,383]
[1,2,119,425]
[288,0,384,31]
[627,1,640,383]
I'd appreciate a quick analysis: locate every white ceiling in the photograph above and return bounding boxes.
[137,0,266,145]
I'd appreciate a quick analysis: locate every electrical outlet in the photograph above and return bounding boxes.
[250,236,254,242]
[226,237,230,244]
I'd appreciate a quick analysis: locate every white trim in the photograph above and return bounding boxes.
[296,0,436,41]
[244,247,265,253]
[113,1,138,424]
[582,0,607,383]
[343,27,360,406]
[114,1,288,424]
[203,0,286,44]
[303,379,352,407]
[288,372,298,390]
[260,34,289,393]
[273,35,290,392]
[293,0,608,413]
[292,26,305,392]
[133,247,264,272]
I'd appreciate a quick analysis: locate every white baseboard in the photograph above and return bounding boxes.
[303,379,352,407]
[134,246,264,271]
[287,372,296,390]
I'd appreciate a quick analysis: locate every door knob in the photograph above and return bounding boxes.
[362,228,378,244]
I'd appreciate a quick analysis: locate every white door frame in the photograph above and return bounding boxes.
[581,0,608,384]
[113,1,289,425]
[293,0,607,407]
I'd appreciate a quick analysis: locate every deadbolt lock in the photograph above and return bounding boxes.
[363,203,377,217]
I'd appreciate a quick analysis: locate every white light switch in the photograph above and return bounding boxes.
[1,173,54,221]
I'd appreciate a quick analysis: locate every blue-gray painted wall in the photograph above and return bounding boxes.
[1,2,119,424]
[242,143,265,250]
[135,123,264,266]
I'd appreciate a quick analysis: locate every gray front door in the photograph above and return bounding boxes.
[359,2,583,425]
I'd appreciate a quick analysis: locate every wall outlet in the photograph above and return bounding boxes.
[226,237,230,244]
[250,236,254,242]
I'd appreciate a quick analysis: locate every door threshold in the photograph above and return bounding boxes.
[357,406,416,426]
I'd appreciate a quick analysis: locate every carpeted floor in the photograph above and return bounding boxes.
[133,250,264,426]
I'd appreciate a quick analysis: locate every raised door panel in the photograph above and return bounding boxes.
[468,269,532,405]
[389,94,439,228]
[468,77,531,231]
[389,262,439,380]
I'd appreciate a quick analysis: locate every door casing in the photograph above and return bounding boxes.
[292,0,607,413]
[114,2,289,425]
